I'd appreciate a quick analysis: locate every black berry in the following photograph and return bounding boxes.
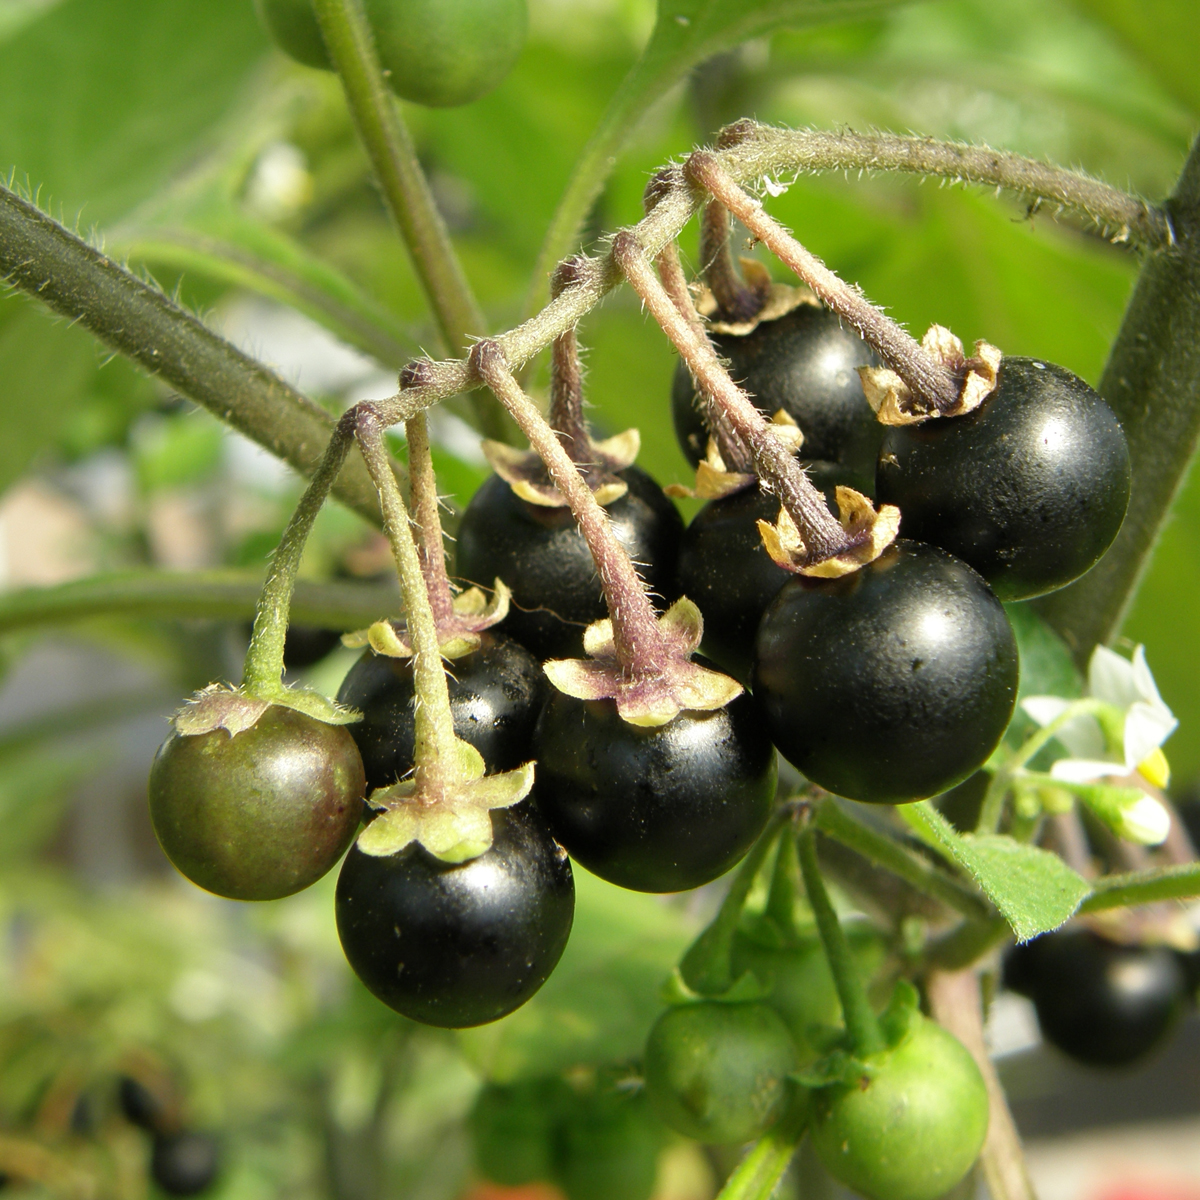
[150,1132,219,1196]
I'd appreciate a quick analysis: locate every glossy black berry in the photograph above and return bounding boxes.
[876,357,1130,601]
[676,462,857,681]
[1003,928,1186,1067]
[336,631,543,792]
[148,707,365,900]
[532,688,776,893]
[672,305,882,475]
[119,1076,167,1133]
[753,541,1018,804]
[150,1132,219,1196]
[335,801,574,1027]
[282,623,343,669]
[455,466,683,659]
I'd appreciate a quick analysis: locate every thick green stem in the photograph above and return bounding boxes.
[0,182,386,524]
[814,800,990,921]
[680,809,790,995]
[713,1095,811,1200]
[1080,862,1200,912]
[0,571,398,635]
[978,698,1107,833]
[311,0,508,440]
[243,416,356,693]
[765,825,803,940]
[797,824,885,1056]
[1036,130,1200,658]
[355,406,460,789]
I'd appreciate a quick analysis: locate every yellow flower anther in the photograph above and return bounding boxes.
[1137,747,1170,789]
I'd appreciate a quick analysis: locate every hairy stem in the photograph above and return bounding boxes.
[686,151,960,413]
[404,412,455,625]
[700,197,767,323]
[549,324,592,462]
[311,0,508,440]
[469,340,666,672]
[1036,130,1200,657]
[655,240,753,473]
[797,823,885,1056]
[926,968,1037,1200]
[723,121,1171,251]
[0,182,386,524]
[614,230,854,563]
[243,414,356,693]
[355,406,460,789]
[814,799,990,921]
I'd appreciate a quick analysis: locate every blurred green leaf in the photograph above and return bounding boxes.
[1071,0,1200,117]
[0,0,269,225]
[901,802,1089,939]
[456,867,695,1082]
[1004,603,1082,746]
[0,739,95,866]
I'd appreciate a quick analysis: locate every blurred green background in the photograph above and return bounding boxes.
[0,0,1196,1196]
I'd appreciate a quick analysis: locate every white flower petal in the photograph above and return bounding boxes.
[1088,644,1139,709]
[1118,794,1171,846]
[1130,645,1168,709]
[1049,757,1126,784]
[1124,702,1179,768]
[1021,696,1070,726]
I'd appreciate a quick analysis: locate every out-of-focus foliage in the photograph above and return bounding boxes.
[0,0,1196,1195]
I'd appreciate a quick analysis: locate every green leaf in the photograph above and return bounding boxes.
[457,867,695,1081]
[1071,0,1200,117]
[0,0,269,225]
[900,802,1089,941]
[1081,862,1200,913]
[1004,603,1083,746]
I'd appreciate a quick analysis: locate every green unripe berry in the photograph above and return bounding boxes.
[811,1016,989,1200]
[644,1000,799,1145]
[254,0,528,108]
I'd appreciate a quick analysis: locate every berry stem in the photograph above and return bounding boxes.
[548,325,593,465]
[354,405,461,791]
[469,340,668,674]
[765,825,803,941]
[614,230,857,564]
[242,412,356,695]
[655,242,754,473]
[700,197,768,324]
[796,822,886,1057]
[686,151,961,414]
[403,411,456,627]
[310,0,509,441]
[711,1093,811,1200]
[680,806,793,995]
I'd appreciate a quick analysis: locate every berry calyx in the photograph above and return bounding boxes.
[876,356,1131,600]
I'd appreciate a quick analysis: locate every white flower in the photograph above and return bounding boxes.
[1021,644,1177,787]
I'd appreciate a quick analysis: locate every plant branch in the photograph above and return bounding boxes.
[686,151,960,413]
[311,0,483,353]
[0,182,387,524]
[1079,862,1200,913]
[1036,129,1200,657]
[243,412,356,693]
[926,968,1037,1200]
[0,571,399,635]
[725,121,1171,251]
[813,799,990,922]
[404,411,455,624]
[712,1095,811,1200]
[355,405,461,789]
[388,125,1163,425]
